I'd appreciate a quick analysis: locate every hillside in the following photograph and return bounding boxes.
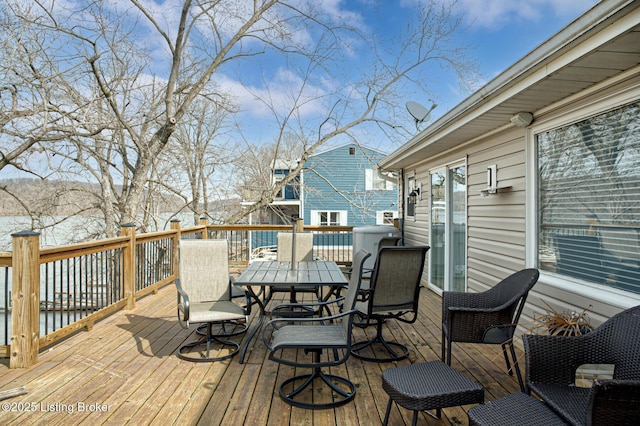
[0,178,184,216]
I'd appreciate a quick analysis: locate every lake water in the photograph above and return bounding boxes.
[0,215,103,251]
[0,213,194,342]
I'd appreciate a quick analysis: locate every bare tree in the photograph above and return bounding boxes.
[226,0,477,223]
[154,95,239,226]
[0,0,477,237]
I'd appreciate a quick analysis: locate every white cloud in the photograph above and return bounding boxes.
[215,69,329,120]
[452,0,600,30]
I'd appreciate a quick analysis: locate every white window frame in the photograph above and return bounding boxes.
[366,169,394,191]
[310,210,347,226]
[376,210,398,225]
[428,160,467,293]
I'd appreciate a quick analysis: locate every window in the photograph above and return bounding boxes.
[365,169,394,191]
[430,164,466,292]
[537,100,640,294]
[377,211,397,225]
[311,210,347,226]
[274,174,285,199]
[273,171,300,200]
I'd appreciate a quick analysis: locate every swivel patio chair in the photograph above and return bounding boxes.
[268,232,321,317]
[441,268,539,391]
[263,249,371,409]
[337,235,402,307]
[523,304,640,425]
[351,246,429,362]
[176,239,250,362]
[359,235,402,292]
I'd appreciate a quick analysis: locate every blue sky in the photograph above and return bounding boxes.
[1,0,602,180]
[371,0,601,116]
[451,0,600,79]
[213,0,601,151]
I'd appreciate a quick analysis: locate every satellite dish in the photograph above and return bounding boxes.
[406,100,437,130]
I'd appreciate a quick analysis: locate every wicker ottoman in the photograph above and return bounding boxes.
[382,360,484,426]
[468,392,569,426]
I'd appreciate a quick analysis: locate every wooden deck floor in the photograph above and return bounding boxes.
[0,281,522,425]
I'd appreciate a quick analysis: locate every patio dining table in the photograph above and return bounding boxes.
[234,260,348,364]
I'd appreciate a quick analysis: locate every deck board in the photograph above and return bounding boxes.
[0,280,523,425]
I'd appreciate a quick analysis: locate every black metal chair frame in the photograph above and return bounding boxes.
[262,250,371,409]
[441,268,539,391]
[351,246,429,363]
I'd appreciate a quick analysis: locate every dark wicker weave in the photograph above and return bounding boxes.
[441,268,539,390]
[524,304,640,426]
[468,392,569,426]
[382,360,484,426]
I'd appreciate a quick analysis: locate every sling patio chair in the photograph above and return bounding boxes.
[335,235,402,309]
[441,268,539,391]
[351,245,429,362]
[262,249,370,409]
[358,235,402,294]
[268,232,322,317]
[176,239,251,362]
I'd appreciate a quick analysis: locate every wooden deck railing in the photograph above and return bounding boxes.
[0,219,356,368]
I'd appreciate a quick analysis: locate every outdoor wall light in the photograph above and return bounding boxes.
[409,187,421,204]
[510,111,534,127]
[480,164,512,197]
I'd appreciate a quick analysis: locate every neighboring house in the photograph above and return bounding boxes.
[243,143,398,227]
[378,0,640,326]
[303,143,397,227]
[269,159,302,225]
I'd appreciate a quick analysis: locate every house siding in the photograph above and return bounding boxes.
[397,80,640,333]
[381,2,640,331]
[400,112,634,326]
[401,129,527,294]
[302,144,397,227]
[467,131,527,293]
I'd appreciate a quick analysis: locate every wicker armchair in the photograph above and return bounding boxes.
[524,305,640,425]
[441,269,539,390]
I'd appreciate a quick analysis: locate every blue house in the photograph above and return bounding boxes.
[243,143,398,228]
[302,143,397,227]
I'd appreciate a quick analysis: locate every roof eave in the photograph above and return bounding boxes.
[378,0,637,171]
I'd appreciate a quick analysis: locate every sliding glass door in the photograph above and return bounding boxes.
[430,163,466,292]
